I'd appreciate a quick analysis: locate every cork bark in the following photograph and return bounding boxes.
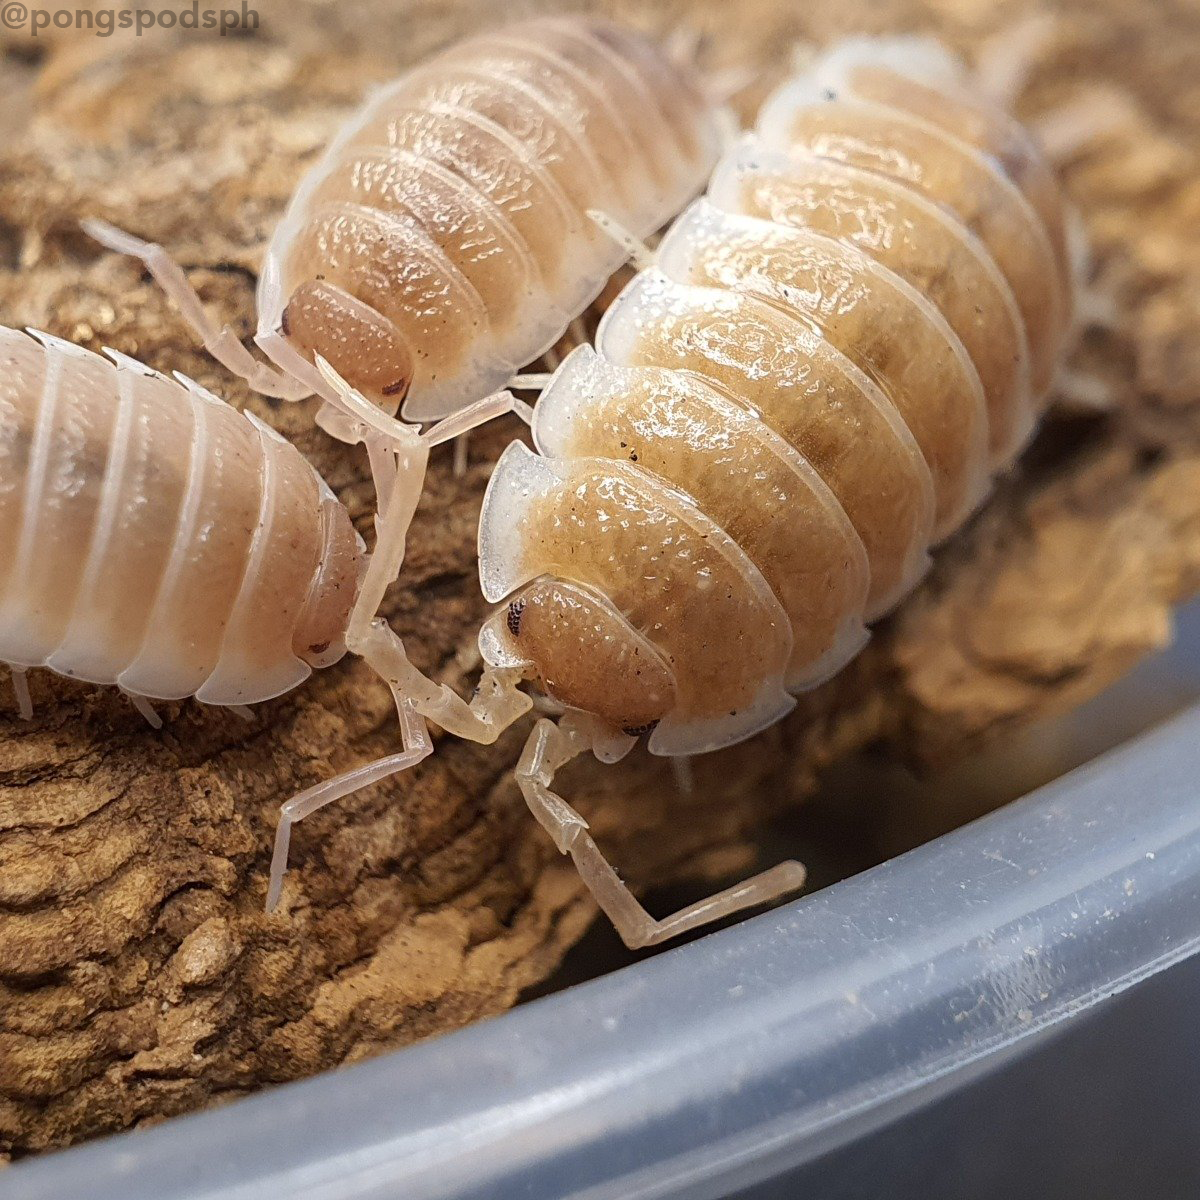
[2,0,1199,1157]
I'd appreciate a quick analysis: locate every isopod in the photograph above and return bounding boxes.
[265,34,1079,950]
[83,14,723,427]
[0,324,527,738]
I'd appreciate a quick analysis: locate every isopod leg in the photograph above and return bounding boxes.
[366,437,399,519]
[671,755,695,797]
[311,360,536,742]
[120,688,163,730]
[82,218,311,402]
[420,389,535,482]
[517,717,808,950]
[1031,85,1142,165]
[10,667,32,720]
[1054,368,1117,412]
[266,700,432,912]
[312,352,529,526]
[262,361,534,912]
[453,432,470,479]
[419,389,533,447]
[586,209,657,271]
[508,372,554,392]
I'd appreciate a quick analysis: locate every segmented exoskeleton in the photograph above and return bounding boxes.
[0,324,528,744]
[267,35,1079,950]
[84,15,722,427]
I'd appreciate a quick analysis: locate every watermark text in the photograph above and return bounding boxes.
[2,1,259,36]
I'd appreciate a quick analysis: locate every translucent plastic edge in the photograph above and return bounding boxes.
[15,700,1200,1200]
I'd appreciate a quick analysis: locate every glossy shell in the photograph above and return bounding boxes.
[0,326,361,706]
[257,14,722,421]
[478,36,1075,757]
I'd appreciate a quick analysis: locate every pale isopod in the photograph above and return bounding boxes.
[0,324,531,743]
[0,325,362,723]
[83,15,723,428]
[263,34,1079,950]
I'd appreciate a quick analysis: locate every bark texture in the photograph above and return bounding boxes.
[1,0,1199,1156]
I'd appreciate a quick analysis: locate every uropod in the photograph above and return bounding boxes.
[83,15,723,435]
[267,35,1081,950]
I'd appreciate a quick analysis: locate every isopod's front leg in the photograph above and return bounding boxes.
[517,717,808,950]
[265,361,535,911]
[82,219,311,402]
[312,357,533,743]
[313,355,532,505]
[264,633,528,914]
[428,387,535,479]
[266,698,431,912]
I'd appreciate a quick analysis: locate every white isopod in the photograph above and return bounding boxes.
[83,14,723,429]
[262,35,1082,950]
[0,323,530,742]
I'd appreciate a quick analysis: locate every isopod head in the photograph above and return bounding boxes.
[291,497,364,669]
[280,281,416,415]
[480,578,677,735]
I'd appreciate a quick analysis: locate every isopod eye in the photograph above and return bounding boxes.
[507,598,526,637]
[281,280,414,413]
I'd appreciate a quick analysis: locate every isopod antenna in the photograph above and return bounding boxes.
[81,219,313,402]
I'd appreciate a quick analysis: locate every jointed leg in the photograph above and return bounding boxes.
[266,700,431,912]
[453,433,471,479]
[587,210,656,271]
[10,666,31,720]
[419,389,533,446]
[82,218,311,401]
[263,625,524,911]
[509,372,553,392]
[121,688,163,730]
[315,351,532,519]
[671,755,695,797]
[1030,85,1142,164]
[517,717,807,949]
[262,359,535,910]
[1054,368,1117,412]
[435,391,534,477]
[264,360,534,908]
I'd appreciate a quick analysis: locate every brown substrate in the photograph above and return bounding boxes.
[0,0,1198,1157]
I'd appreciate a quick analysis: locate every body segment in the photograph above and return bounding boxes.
[257,15,721,419]
[0,327,361,707]
[477,35,1075,760]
